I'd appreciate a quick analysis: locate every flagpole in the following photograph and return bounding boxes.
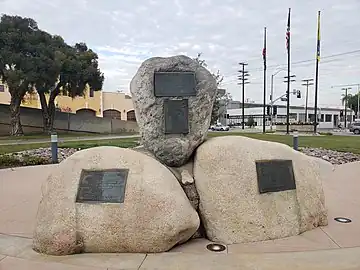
[262,27,267,133]
[314,10,321,134]
[286,8,291,134]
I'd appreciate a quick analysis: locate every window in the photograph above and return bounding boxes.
[308,114,315,122]
[0,84,4,92]
[325,114,332,122]
[320,114,324,122]
[89,88,94,97]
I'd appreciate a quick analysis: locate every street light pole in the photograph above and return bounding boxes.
[270,68,286,130]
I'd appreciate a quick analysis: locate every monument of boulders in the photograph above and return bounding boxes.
[33,55,328,255]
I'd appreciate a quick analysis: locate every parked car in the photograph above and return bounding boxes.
[349,122,360,134]
[210,124,230,131]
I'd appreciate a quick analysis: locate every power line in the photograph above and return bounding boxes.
[248,49,360,72]
[222,54,360,85]
[223,49,360,78]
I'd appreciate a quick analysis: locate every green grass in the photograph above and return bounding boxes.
[1,132,359,155]
[208,132,360,154]
[0,138,140,154]
[0,131,138,141]
[0,132,94,141]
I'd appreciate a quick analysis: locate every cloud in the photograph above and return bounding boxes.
[1,0,360,107]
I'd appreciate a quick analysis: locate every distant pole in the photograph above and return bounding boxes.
[302,79,314,122]
[242,64,245,129]
[262,27,267,133]
[270,68,285,130]
[358,84,360,118]
[238,62,249,129]
[314,10,321,134]
[270,74,274,131]
[286,8,291,134]
[342,87,349,130]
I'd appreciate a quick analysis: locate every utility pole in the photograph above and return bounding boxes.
[342,87,351,130]
[238,63,249,129]
[284,74,296,133]
[301,79,314,122]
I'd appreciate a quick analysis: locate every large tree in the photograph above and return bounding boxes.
[0,14,104,135]
[0,15,44,135]
[194,53,232,124]
[36,40,104,133]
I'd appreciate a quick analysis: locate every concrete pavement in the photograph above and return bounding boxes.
[0,162,360,269]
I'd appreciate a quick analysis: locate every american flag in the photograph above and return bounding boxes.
[286,8,291,51]
[263,27,267,69]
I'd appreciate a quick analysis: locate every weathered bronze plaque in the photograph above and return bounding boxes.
[255,160,296,194]
[76,169,128,203]
[164,99,189,134]
[154,72,196,97]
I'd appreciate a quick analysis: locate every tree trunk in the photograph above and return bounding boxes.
[38,91,51,134]
[9,95,24,136]
[48,90,58,133]
[38,87,60,134]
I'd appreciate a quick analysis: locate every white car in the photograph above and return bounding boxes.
[210,125,230,131]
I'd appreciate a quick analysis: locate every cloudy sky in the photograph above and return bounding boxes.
[2,0,360,107]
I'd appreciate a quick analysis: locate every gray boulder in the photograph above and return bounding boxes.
[130,55,217,167]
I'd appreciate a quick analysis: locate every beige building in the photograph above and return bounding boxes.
[0,81,135,121]
[102,91,136,121]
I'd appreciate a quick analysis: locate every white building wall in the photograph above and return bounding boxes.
[226,106,354,129]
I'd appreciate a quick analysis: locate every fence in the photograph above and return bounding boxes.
[0,104,138,135]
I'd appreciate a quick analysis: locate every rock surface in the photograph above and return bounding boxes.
[134,145,203,238]
[33,146,199,255]
[194,136,328,244]
[130,55,217,167]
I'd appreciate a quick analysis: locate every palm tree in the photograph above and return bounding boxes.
[342,93,359,115]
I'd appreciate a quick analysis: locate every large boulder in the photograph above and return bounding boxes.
[194,136,328,244]
[130,55,217,167]
[33,146,199,255]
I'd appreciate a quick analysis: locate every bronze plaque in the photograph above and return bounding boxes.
[76,169,128,203]
[154,72,196,97]
[255,160,296,194]
[164,99,189,134]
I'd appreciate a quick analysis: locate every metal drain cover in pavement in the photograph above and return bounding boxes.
[206,243,226,252]
[334,217,352,223]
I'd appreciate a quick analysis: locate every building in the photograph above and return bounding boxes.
[0,83,40,109]
[102,91,136,121]
[0,82,136,121]
[225,103,355,129]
